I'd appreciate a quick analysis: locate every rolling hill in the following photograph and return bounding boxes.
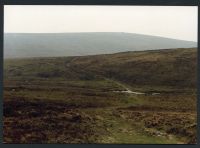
[4,47,197,90]
[4,32,197,58]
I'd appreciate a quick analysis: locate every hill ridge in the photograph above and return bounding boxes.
[4,32,197,58]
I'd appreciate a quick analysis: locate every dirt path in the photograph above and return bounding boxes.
[106,78,162,95]
[105,78,146,95]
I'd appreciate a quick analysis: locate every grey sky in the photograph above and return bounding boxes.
[4,5,198,42]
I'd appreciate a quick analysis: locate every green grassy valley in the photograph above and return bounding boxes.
[3,48,197,144]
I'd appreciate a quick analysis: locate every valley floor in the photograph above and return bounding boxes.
[3,78,197,144]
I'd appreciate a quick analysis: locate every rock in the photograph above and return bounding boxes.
[119,114,126,119]
[96,115,103,121]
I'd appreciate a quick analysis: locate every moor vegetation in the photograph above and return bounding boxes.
[3,48,197,144]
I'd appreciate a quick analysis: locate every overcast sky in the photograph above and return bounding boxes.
[4,5,198,42]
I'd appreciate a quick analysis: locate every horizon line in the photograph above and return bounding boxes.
[4,32,197,42]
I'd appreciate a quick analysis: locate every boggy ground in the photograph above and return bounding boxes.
[3,78,197,144]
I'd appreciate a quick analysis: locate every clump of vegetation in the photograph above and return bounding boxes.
[3,97,106,143]
[114,109,196,144]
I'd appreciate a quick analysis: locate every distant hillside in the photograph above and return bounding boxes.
[4,32,197,58]
[4,48,197,90]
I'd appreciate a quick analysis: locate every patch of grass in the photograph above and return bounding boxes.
[114,109,197,144]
